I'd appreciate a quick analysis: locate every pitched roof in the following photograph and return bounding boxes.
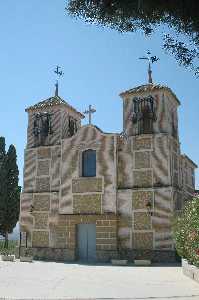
[25,95,85,118]
[119,84,181,105]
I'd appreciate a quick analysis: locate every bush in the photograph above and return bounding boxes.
[173,197,199,267]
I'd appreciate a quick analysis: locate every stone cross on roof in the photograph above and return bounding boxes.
[83,105,96,125]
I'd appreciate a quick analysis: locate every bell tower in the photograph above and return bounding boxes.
[120,84,180,139]
[25,95,84,148]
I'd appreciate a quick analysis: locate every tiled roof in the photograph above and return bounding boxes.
[181,154,198,168]
[120,84,181,105]
[25,96,85,118]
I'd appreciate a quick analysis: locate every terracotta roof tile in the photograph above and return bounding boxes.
[25,96,84,118]
[120,84,181,105]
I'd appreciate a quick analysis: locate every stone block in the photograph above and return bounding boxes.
[33,213,48,229]
[38,147,51,159]
[134,212,151,230]
[133,137,152,150]
[134,259,151,266]
[1,255,15,262]
[133,191,153,210]
[133,232,153,249]
[73,194,102,214]
[111,259,127,266]
[134,151,151,169]
[33,194,50,211]
[51,229,67,248]
[20,256,33,263]
[32,231,49,247]
[133,170,152,187]
[72,177,103,193]
[36,177,50,192]
[37,160,50,176]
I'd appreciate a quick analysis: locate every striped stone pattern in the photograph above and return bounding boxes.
[27,113,35,148]
[152,135,169,186]
[20,193,34,231]
[117,137,133,189]
[117,190,132,249]
[61,110,69,139]
[153,189,173,249]
[23,149,36,192]
[50,108,62,145]
[123,97,134,136]
[51,146,61,191]
[60,126,117,214]
[60,136,78,213]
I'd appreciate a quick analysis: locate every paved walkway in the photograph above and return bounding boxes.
[0,260,198,299]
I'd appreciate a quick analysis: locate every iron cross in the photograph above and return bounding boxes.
[84,105,96,125]
[54,66,64,97]
[139,51,159,84]
[54,65,64,77]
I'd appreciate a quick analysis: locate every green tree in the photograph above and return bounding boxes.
[66,0,199,75]
[0,142,20,248]
[0,137,7,245]
[173,197,199,267]
[0,137,6,168]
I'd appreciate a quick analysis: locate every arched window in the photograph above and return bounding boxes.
[82,149,96,177]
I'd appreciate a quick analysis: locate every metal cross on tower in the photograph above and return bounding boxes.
[139,51,159,84]
[83,105,96,125]
[54,65,64,96]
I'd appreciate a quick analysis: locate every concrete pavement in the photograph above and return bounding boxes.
[0,260,198,299]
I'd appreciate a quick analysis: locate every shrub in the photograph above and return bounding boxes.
[173,197,199,267]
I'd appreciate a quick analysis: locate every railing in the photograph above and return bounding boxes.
[0,238,18,255]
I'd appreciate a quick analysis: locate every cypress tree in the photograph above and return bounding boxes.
[0,144,20,248]
[0,137,6,244]
[0,137,5,168]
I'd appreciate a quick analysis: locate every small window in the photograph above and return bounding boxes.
[82,149,96,177]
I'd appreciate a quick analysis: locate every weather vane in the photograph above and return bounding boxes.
[83,105,96,125]
[54,65,64,96]
[139,51,159,84]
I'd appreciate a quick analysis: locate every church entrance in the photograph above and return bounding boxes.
[77,224,96,262]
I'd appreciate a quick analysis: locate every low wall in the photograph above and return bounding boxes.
[182,259,199,283]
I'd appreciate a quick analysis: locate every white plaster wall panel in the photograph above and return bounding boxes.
[155,231,173,249]
[20,193,34,231]
[50,108,62,145]
[27,113,35,148]
[123,98,134,136]
[117,190,132,249]
[117,190,132,216]
[117,139,133,189]
[153,92,168,134]
[102,193,116,213]
[51,146,61,191]
[152,135,170,186]
[154,189,173,213]
[60,140,77,214]
[23,149,37,193]
[49,192,61,228]
[20,193,33,214]
[118,227,132,248]
[61,110,69,139]
[153,188,173,249]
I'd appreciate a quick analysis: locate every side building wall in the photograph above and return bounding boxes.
[117,133,176,262]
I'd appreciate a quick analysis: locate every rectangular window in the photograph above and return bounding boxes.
[82,150,96,177]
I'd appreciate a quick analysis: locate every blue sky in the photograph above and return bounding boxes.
[0,0,198,188]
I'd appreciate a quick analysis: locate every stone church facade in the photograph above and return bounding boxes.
[20,83,197,262]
